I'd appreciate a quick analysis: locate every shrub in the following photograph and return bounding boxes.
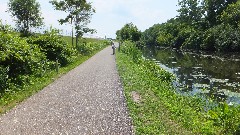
[182,30,203,50]
[215,24,240,52]
[0,66,9,93]
[0,31,46,77]
[157,32,174,47]
[202,24,240,52]
[201,26,219,51]
[208,103,240,134]
[77,39,110,55]
[27,28,77,66]
[221,3,240,28]
[120,41,142,63]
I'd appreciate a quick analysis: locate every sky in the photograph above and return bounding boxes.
[0,0,179,38]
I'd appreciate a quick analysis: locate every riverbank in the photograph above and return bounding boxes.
[0,37,109,114]
[116,41,240,134]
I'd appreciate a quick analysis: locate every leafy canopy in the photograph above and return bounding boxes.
[8,0,44,36]
[116,22,141,42]
[50,0,95,38]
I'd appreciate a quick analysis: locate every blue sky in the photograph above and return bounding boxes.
[0,0,179,38]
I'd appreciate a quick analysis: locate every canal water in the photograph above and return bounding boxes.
[143,47,240,105]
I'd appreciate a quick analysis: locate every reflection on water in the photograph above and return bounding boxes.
[143,47,240,104]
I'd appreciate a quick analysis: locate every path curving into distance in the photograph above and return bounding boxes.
[0,43,133,135]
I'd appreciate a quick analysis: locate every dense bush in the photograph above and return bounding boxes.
[182,30,203,50]
[77,39,110,55]
[141,24,162,46]
[0,31,46,77]
[220,3,240,28]
[201,24,240,52]
[215,24,240,52]
[27,28,77,66]
[0,25,79,93]
[156,31,174,47]
[120,41,143,63]
[0,66,9,93]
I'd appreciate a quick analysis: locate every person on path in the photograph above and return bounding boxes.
[111,40,116,55]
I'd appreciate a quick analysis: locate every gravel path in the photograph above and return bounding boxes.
[0,44,133,135]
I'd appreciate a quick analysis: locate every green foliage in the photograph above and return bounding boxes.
[201,24,240,52]
[215,24,240,52]
[141,24,162,46]
[221,2,240,27]
[50,0,95,45]
[76,39,110,55]
[0,20,14,33]
[116,22,141,42]
[0,25,108,114]
[0,31,46,77]
[182,29,203,50]
[174,24,194,49]
[155,20,179,47]
[27,28,77,66]
[0,66,9,93]
[203,0,237,27]
[208,103,240,134]
[120,41,174,81]
[141,0,240,53]
[156,32,174,47]
[177,0,203,25]
[120,41,143,63]
[8,0,44,36]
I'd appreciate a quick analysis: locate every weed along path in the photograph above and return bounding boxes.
[0,44,133,135]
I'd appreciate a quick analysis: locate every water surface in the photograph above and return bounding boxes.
[143,47,240,104]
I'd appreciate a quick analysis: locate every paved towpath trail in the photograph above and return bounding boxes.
[0,43,133,135]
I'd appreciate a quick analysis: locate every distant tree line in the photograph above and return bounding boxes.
[117,0,240,52]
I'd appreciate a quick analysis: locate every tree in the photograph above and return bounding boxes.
[8,0,44,36]
[116,23,141,42]
[177,0,203,26]
[50,0,95,47]
[141,24,162,46]
[220,2,240,27]
[202,0,238,27]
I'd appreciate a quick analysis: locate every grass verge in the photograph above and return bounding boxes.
[0,38,109,115]
[116,51,192,134]
[116,41,240,135]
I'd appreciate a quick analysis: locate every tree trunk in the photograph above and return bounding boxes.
[76,34,78,48]
[71,18,74,47]
[72,27,74,47]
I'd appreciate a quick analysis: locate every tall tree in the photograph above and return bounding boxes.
[50,0,95,47]
[116,23,141,42]
[203,0,238,27]
[220,2,240,27]
[8,0,44,36]
[177,0,203,26]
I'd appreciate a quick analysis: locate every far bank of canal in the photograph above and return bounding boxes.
[143,47,240,105]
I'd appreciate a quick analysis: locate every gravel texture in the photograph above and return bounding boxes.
[0,44,133,135]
